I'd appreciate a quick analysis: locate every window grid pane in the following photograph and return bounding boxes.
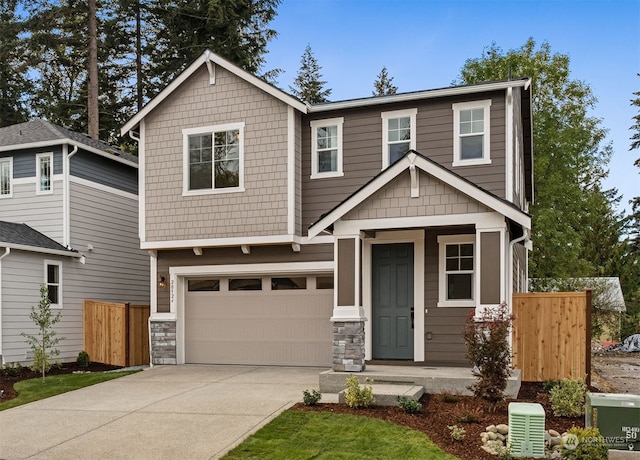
[0,161,10,195]
[316,125,339,173]
[189,130,240,190]
[445,243,474,301]
[39,156,51,192]
[46,264,60,305]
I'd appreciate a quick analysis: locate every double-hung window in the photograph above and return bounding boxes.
[45,260,62,308]
[183,123,244,195]
[438,235,475,306]
[310,118,343,179]
[0,157,12,198]
[36,153,53,194]
[381,108,416,169]
[452,100,491,166]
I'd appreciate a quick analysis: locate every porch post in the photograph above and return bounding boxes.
[331,234,366,372]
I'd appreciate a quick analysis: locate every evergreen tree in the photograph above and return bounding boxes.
[289,44,331,104]
[457,39,614,279]
[372,66,397,96]
[0,0,32,126]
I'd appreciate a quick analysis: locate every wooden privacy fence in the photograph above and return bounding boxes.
[512,291,591,384]
[83,300,150,367]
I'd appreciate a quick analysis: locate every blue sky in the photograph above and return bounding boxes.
[263,0,639,215]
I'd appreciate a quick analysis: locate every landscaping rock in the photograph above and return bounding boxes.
[478,424,572,459]
[496,424,509,435]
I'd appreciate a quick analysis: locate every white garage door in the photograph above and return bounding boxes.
[184,275,334,366]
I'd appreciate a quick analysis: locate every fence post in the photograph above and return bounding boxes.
[585,289,592,386]
[124,302,130,367]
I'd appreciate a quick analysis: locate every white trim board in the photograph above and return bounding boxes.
[141,234,333,250]
[69,176,138,201]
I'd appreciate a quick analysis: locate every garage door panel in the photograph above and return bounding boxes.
[185,280,333,366]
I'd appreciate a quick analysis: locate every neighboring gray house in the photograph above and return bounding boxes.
[121,50,533,370]
[0,120,149,365]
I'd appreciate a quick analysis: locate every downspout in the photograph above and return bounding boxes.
[0,247,11,365]
[63,144,79,248]
[508,228,528,363]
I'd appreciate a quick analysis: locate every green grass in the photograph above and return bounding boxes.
[0,370,138,411]
[223,410,459,460]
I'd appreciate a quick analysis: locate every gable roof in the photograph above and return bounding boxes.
[0,221,78,257]
[308,150,531,238]
[0,119,138,168]
[121,50,309,136]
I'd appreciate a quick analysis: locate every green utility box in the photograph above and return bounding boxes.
[586,393,640,451]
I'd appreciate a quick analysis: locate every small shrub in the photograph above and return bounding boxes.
[448,424,466,441]
[494,444,512,459]
[561,426,608,460]
[1,362,23,377]
[396,396,422,414]
[76,351,90,368]
[550,378,587,417]
[463,302,514,408]
[302,388,321,406]
[343,375,375,408]
[542,379,560,393]
[439,390,461,403]
[455,403,483,423]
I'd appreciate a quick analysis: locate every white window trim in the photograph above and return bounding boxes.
[44,259,63,309]
[452,100,492,167]
[437,234,475,307]
[310,117,344,179]
[182,122,245,196]
[381,108,417,169]
[36,152,54,195]
[0,157,13,198]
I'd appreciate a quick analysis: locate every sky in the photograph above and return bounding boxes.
[263,0,640,215]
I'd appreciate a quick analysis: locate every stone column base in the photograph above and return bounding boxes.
[150,319,177,365]
[332,320,366,372]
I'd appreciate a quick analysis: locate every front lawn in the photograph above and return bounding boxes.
[0,371,138,411]
[223,410,458,460]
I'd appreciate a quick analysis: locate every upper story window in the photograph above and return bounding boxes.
[381,108,417,169]
[310,117,343,179]
[182,123,245,195]
[452,100,491,167]
[45,260,62,308]
[438,234,475,307]
[0,157,12,198]
[36,153,53,194]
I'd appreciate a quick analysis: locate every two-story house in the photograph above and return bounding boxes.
[121,50,532,370]
[0,120,150,365]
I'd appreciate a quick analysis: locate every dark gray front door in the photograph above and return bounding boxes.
[372,243,414,360]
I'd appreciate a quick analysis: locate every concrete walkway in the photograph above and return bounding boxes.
[0,365,325,460]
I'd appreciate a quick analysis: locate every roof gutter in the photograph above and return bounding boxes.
[0,242,79,258]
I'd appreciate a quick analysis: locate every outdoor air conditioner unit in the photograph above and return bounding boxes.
[508,402,546,458]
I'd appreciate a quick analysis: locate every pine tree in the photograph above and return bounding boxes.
[289,45,331,104]
[372,66,397,96]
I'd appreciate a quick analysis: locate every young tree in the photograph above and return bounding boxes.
[21,285,64,382]
[289,44,331,104]
[372,66,397,96]
[457,39,614,279]
[0,0,32,126]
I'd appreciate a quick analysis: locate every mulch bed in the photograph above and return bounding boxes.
[0,362,121,401]
[293,382,586,460]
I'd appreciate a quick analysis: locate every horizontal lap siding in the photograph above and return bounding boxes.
[144,66,291,242]
[0,181,63,243]
[70,150,137,194]
[301,92,507,233]
[424,227,475,366]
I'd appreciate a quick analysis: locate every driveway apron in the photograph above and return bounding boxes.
[0,365,324,459]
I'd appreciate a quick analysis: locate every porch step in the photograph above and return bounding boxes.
[338,384,424,407]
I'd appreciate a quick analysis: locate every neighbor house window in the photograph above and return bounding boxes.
[0,157,12,197]
[438,235,475,306]
[44,260,62,307]
[381,108,416,168]
[183,123,244,195]
[310,118,343,179]
[452,100,491,166]
[36,153,53,194]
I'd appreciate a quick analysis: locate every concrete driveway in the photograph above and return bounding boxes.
[0,365,326,459]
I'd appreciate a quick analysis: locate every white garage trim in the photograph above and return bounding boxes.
[169,261,334,364]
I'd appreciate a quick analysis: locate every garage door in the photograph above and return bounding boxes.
[184,274,334,366]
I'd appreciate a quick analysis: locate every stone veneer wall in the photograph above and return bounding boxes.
[150,320,177,365]
[332,320,366,372]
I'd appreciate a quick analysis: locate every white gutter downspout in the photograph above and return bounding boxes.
[63,144,79,248]
[508,228,528,363]
[0,247,11,365]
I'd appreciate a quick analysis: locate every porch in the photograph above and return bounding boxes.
[319,364,522,400]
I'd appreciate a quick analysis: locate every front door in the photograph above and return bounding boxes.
[372,243,414,360]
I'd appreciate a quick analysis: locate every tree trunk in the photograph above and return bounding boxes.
[87,0,99,139]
